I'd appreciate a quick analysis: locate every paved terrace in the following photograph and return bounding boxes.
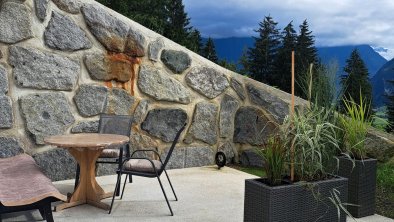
[2,167,393,222]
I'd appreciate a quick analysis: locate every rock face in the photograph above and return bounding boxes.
[365,128,394,162]
[44,12,92,51]
[233,106,275,145]
[124,28,146,57]
[9,46,79,90]
[185,102,218,145]
[161,50,191,74]
[138,65,191,104]
[132,99,149,125]
[184,146,214,168]
[33,149,76,181]
[20,93,75,144]
[52,0,81,14]
[0,137,24,158]
[84,52,134,82]
[0,2,33,44]
[247,83,289,123]
[142,109,187,142]
[240,150,264,167]
[219,94,239,138]
[0,96,13,129]
[74,84,109,117]
[161,147,186,169]
[107,88,135,115]
[148,38,164,61]
[231,78,246,100]
[0,65,8,94]
[129,131,158,158]
[185,66,229,99]
[34,0,49,21]
[71,120,99,133]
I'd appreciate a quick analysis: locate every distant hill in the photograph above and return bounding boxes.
[372,59,394,107]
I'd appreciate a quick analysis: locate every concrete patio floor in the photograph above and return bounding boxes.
[2,166,393,222]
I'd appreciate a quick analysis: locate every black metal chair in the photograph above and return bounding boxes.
[74,114,133,191]
[109,123,187,216]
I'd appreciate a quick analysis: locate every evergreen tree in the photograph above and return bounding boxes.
[218,59,238,72]
[239,47,250,76]
[187,28,203,54]
[386,80,394,132]
[202,37,219,63]
[246,16,281,83]
[164,0,192,47]
[340,49,373,116]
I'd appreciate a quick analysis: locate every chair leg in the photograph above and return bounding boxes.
[40,203,54,222]
[157,175,174,216]
[129,174,132,183]
[120,174,128,200]
[164,169,178,201]
[109,173,122,214]
[74,164,80,191]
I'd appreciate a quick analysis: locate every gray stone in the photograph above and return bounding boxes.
[185,66,229,99]
[0,49,3,59]
[231,78,246,100]
[218,141,236,164]
[185,146,214,168]
[240,149,264,167]
[71,120,99,133]
[107,88,135,115]
[0,2,33,44]
[219,94,239,138]
[0,136,24,158]
[365,128,394,162]
[185,102,218,145]
[148,38,164,62]
[124,28,146,57]
[161,50,191,74]
[141,108,188,142]
[84,52,133,82]
[44,11,92,51]
[130,130,158,159]
[20,93,75,144]
[161,147,185,169]
[52,0,81,14]
[74,84,109,117]
[9,46,79,90]
[81,4,129,53]
[233,106,276,146]
[34,0,49,22]
[138,65,191,104]
[0,65,8,94]
[246,83,289,123]
[132,99,150,125]
[33,149,76,181]
[0,96,12,128]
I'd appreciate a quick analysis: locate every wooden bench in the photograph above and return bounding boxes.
[0,154,67,222]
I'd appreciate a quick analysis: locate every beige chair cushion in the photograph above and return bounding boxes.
[123,159,162,173]
[100,149,120,158]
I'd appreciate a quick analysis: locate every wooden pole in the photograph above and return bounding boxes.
[290,51,295,182]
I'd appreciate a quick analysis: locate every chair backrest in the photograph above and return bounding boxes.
[98,114,133,137]
[161,123,187,171]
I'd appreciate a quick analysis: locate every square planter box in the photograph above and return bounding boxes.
[244,177,348,222]
[337,156,377,218]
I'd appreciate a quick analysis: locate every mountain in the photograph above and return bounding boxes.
[372,59,394,107]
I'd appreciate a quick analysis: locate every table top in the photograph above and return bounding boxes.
[44,133,129,148]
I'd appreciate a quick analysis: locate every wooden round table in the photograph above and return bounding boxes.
[44,133,129,211]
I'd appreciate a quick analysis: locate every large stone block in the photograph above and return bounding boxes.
[74,84,109,117]
[44,11,92,51]
[185,146,214,168]
[218,141,236,164]
[132,99,150,125]
[33,149,76,181]
[124,28,146,57]
[185,66,229,99]
[230,78,246,100]
[20,93,75,144]
[161,50,191,74]
[130,130,158,159]
[0,65,8,94]
[219,94,239,138]
[84,52,134,82]
[161,147,185,169]
[34,0,49,22]
[52,0,81,14]
[141,108,188,142]
[148,38,164,62]
[246,83,289,123]
[106,88,135,115]
[0,96,13,128]
[185,102,218,145]
[240,149,264,167]
[9,46,80,90]
[0,2,33,44]
[138,65,191,104]
[71,120,99,133]
[365,128,394,162]
[233,106,275,146]
[0,136,24,158]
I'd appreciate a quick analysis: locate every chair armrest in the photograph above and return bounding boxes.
[130,150,163,163]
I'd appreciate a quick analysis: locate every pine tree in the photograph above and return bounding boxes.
[340,49,373,116]
[187,28,203,54]
[386,80,394,132]
[202,37,219,63]
[218,59,238,72]
[246,16,281,83]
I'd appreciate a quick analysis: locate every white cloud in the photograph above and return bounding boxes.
[184,0,394,60]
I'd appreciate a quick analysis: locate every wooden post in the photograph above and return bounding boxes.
[290,51,295,182]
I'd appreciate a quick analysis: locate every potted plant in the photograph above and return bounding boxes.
[337,95,377,218]
[244,106,349,222]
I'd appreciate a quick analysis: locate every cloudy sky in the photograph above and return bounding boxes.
[183,0,394,60]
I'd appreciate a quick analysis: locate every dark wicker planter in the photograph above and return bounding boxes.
[244,177,348,222]
[337,156,377,218]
